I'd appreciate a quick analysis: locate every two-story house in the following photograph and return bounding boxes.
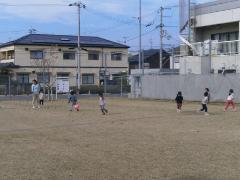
[0,34,129,87]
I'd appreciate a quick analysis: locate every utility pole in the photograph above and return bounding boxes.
[69,1,86,93]
[158,6,171,72]
[139,0,142,73]
[159,7,163,72]
[188,0,191,42]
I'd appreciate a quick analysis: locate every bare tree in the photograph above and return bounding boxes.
[30,46,59,100]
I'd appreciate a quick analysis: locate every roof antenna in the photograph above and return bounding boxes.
[29,28,37,34]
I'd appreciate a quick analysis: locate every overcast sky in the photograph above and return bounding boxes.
[0,0,213,50]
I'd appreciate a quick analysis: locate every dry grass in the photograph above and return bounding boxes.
[0,97,240,180]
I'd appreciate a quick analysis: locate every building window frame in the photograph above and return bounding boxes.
[63,51,75,60]
[30,50,44,59]
[88,51,100,60]
[17,73,29,84]
[37,72,51,84]
[111,52,122,61]
[82,74,94,85]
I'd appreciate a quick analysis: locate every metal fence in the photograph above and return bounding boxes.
[182,40,240,57]
[0,74,130,96]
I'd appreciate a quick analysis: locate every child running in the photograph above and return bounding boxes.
[99,92,108,115]
[224,89,237,112]
[68,90,78,111]
[175,91,183,112]
[39,89,44,106]
[199,92,209,115]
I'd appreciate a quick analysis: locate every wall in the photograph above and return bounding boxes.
[211,54,240,73]
[179,54,240,74]
[14,45,128,68]
[179,56,210,74]
[130,74,240,102]
[195,7,240,28]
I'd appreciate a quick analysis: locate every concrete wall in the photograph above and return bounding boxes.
[179,56,210,75]
[179,54,240,74]
[130,74,240,102]
[195,7,240,28]
[211,54,240,73]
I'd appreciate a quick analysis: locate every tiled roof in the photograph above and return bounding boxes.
[128,49,169,63]
[0,34,129,48]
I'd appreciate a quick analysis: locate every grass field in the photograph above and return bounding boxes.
[0,97,240,180]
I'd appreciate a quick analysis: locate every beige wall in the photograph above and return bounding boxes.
[14,45,128,68]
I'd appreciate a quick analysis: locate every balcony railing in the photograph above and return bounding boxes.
[181,40,240,56]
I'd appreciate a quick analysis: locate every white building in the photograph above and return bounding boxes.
[180,0,240,74]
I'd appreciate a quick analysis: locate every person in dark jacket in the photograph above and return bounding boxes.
[175,91,183,112]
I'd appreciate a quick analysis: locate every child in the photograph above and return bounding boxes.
[205,88,210,102]
[224,89,236,112]
[200,92,209,115]
[99,92,108,115]
[68,90,78,111]
[39,89,44,106]
[175,91,183,112]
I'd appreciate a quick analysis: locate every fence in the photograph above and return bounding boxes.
[0,74,130,96]
[182,40,240,57]
[130,74,240,102]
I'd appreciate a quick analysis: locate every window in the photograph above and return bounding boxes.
[82,74,94,84]
[63,52,75,60]
[30,51,43,59]
[211,31,239,54]
[37,73,50,83]
[88,51,99,60]
[17,74,29,84]
[57,73,70,77]
[111,52,122,61]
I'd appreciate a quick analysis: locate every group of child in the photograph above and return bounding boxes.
[175,88,237,115]
[68,90,108,115]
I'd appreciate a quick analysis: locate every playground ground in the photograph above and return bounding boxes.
[0,97,240,180]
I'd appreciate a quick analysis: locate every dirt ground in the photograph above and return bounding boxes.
[0,97,240,180]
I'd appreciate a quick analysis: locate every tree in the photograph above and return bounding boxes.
[30,46,59,100]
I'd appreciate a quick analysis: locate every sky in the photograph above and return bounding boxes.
[0,0,213,51]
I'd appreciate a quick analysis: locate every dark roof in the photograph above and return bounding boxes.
[129,49,169,63]
[0,34,129,49]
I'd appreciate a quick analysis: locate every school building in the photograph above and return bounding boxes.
[180,0,240,75]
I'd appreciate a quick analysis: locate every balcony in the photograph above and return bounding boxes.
[0,50,15,64]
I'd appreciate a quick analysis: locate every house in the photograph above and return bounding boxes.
[0,34,129,87]
[128,49,170,74]
[180,0,240,74]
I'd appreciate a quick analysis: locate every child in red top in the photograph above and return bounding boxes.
[224,89,237,112]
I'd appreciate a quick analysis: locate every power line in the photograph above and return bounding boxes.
[126,27,158,42]
[0,3,67,7]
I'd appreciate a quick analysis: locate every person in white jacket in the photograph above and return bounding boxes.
[31,80,40,109]
[224,89,237,112]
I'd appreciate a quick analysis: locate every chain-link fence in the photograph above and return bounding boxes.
[0,74,32,95]
[0,74,130,96]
